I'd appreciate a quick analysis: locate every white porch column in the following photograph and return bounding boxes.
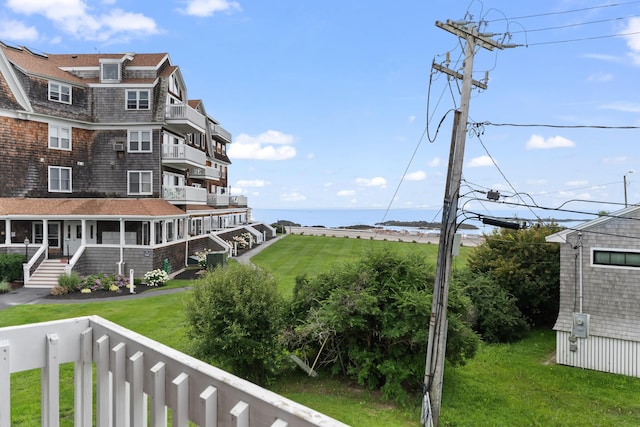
[150,220,156,246]
[81,219,87,246]
[4,219,10,245]
[43,219,49,258]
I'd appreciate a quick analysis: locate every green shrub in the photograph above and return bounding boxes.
[286,248,479,405]
[457,271,529,343]
[0,280,10,294]
[0,253,25,282]
[185,263,287,385]
[58,271,82,293]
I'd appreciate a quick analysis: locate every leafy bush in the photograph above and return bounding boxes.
[286,248,479,404]
[184,263,287,385]
[58,271,82,293]
[50,285,68,296]
[465,224,561,329]
[456,271,529,343]
[0,280,10,294]
[143,269,169,286]
[0,253,25,282]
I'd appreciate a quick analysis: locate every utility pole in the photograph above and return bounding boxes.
[422,20,514,427]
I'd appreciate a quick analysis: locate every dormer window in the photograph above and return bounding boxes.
[101,62,120,82]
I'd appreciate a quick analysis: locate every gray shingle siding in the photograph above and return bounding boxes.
[554,208,640,342]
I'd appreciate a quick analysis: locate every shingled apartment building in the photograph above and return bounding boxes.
[0,43,271,286]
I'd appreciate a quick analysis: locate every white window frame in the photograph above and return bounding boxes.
[48,82,71,104]
[128,130,152,153]
[128,171,153,195]
[48,124,72,150]
[101,62,120,82]
[48,166,72,193]
[126,89,150,110]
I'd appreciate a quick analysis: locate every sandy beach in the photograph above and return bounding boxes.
[287,226,485,247]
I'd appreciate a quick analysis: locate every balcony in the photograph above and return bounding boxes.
[0,316,348,426]
[162,143,206,170]
[208,193,230,207]
[210,124,232,144]
[230,195,248,207]
[190,165,221,181]
[165,103,207,134]
[163,185,207,205]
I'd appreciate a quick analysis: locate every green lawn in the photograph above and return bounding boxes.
[2,235,640,426]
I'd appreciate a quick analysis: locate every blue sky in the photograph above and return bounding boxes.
[2,0,640,221]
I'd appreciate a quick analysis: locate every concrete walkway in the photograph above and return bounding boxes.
[0,235,284,311]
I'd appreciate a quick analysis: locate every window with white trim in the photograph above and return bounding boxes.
[126,90,150,110]
[128,130,152,152]
[48,125,71,150]
[48,82,71,104]
[101,63,120,82]
[48,166,72,192]
[128,171,152,195]
[593,249,640,268]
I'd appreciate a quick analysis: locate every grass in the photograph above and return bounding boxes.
[3,235,640,426]
[251,234,470,296]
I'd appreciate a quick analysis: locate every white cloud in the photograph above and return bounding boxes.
[404,170,426,181]
[525,134,575,150]
[0,19,39,41]
[6,0,159,42]
[234,179,268,187]
[337,190,356,197]
[408,115,416,123]
[356,177,387,188]
[280,192,306,202]
[466,155,494,167]
[428,157,441,168]
[229,130,296,160]
[621,17,640,65]
[602,156,628,165]
[600,102,640,113]
[586,72,613,82]
[180,0,241,17]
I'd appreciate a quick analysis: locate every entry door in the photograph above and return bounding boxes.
[64,221,82,256]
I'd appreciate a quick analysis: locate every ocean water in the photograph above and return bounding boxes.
[250,208,587,235]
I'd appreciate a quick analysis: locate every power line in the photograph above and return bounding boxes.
[475,121,640,130]
[486,1,640,23]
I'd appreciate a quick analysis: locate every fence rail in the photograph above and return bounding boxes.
[0,316,348,426]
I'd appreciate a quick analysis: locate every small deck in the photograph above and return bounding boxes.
[0,316,349,426]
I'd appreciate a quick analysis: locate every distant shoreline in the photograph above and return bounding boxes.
[286,226,485,247]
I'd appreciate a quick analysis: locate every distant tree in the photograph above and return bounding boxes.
[463,223,562,342]
[286,247,479,404]
[184,263,287,385]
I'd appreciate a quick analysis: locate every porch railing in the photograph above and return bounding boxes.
[0,316,349,426]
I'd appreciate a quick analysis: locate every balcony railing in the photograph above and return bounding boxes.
[165,103,207,133]
[230,195,248,207]
[163,185,207,204]
[0,316,348,426]
[210,124,232,144]
[190,166,221,181]
[162,143,207,168]
[208,194,230,207]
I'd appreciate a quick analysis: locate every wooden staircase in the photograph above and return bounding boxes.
[26,259,68,288]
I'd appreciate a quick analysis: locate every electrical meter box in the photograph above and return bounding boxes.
[572,313,590,339]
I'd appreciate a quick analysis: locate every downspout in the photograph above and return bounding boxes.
[577,232,583,313]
